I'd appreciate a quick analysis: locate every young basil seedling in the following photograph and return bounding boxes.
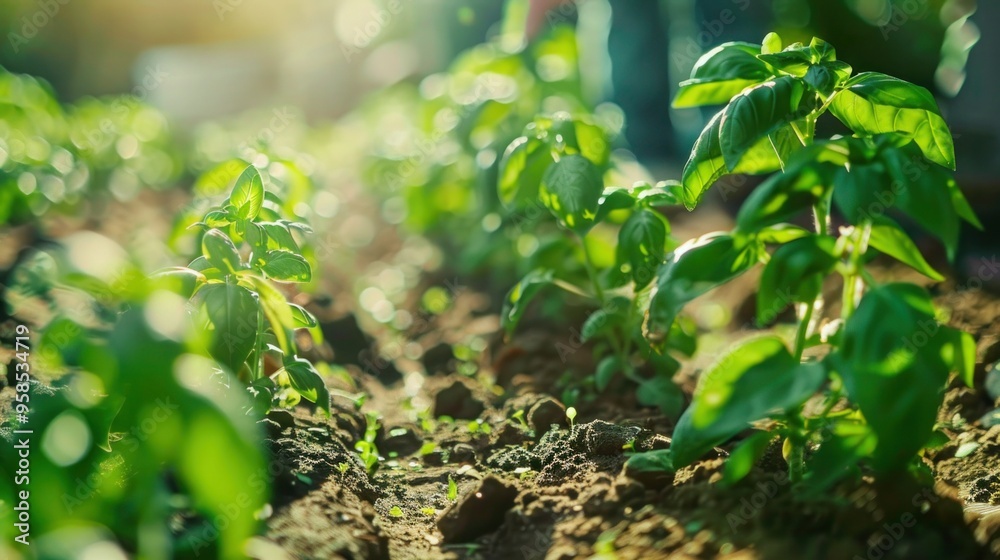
[155,164,330,415]
[629,33,979,487]
[499,113,696,418]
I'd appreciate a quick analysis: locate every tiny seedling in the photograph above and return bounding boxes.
[510,409,530,431]
[388,506,403,518]
[447,475,458,501]
[629,32,977,487]
[336,462,350,474]
[355,412,382,475]
[566,406,577,429]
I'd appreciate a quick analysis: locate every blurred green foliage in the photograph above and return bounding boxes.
[0,67,181,225]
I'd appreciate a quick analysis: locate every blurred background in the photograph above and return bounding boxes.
[2,0,994,157]
[1,0,997,257]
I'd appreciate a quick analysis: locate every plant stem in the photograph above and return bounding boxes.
[787,437,805,483]
[253,300,265,381]
[579,233,629,368]
[840,222,872,322]
[579,235,605,303]
[793,300,815,362]
[785,200,830,481]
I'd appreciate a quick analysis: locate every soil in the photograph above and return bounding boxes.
[2,190,1000,559]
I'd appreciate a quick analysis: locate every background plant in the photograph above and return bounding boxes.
[629,32,979,487]
[499,112,697,416]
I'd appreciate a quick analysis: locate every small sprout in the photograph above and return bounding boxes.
[447,475,458,501]
[622,439,636,452]
[389,506,403,518]
[421,507,436,516]
[566,406,577,428]
[467,418,491,435]
[337,462,349,474]
[419,441,437,456]
[511,409,529,431]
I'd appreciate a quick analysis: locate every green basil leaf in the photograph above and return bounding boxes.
[636,376,684,419]
[202,229,243,274]
[670,336,825,468]
[679,111,725,209]
[618,208,669,289]
[757,47,813,77]
[572,118,611,167]
[757,235,838,325]
[673,42,770,108]
[502,269,554,334]
[867,216,944,281]
[498,136,553,207]
[755,224,812,245]
[229,165,265,220]
[802,417,876,491]
[539,154,603,233]
[151,267,206,298]
[831,283,953,472]
[289,303,318,328]
[829,72,955,169]
[625,449,674,473]
[282,356,331,415]
[258,222,300,252]
[581,302,628,342]
[645,233,763,343]
[731,124,801,175]
[809,37,837,62]
[201,281,259,374]
[594,188,636,224]
[720,76,806,171]
[880,143,960,259]
[721,431,775,487]
[595,355,621,392]
[260,250,311,283]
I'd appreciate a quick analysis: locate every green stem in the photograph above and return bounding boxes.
[840,222,872,322]
[253,300,265,381]
[787,437,805,483]
[793,300,815,362]
[786,200,830,481]
[579,236,605,303]
[578,233,629,367]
